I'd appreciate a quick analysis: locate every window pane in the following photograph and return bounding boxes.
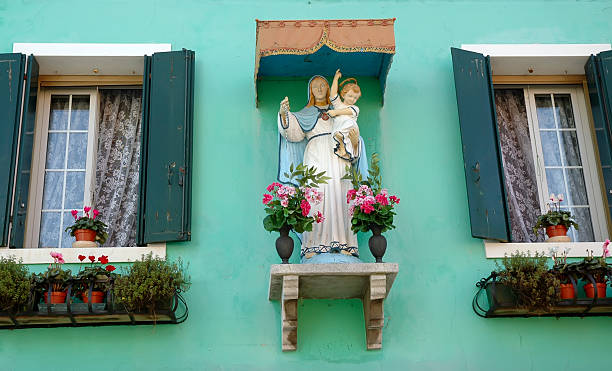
[45,133,66,169]
[64,171,85,209]
[49,95,69,130]
[42,171,64,209]
[535,95,556,129]
[540,131,561,166]
[67,132,88,168]
[70,95,90,130]
[554,94,576,129]
[39,212,60,248]
[545,168,567,205]
[566,168,588,205]
[560,131,582,166]
[61,211,75,248]
[570,207,595,242]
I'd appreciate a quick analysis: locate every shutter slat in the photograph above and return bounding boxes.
[10,55,38,248]
[138,50,194,244]
[450,48,510,241]
[0,53,26,245]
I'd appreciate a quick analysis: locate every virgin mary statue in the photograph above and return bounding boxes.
[277,75,368,264]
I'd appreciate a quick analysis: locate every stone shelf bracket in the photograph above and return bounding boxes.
[268,263,399,351]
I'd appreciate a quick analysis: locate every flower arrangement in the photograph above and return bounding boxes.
[533,194,579,237]
[73,254,117,300]
[31,252,72,302]
[65,206,108,244]
[342,153,400,233]
[262,164,329,234]
[579,240,611,284]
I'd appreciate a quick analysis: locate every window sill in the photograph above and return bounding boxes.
[484,241,606,258]
[0,243,165,264]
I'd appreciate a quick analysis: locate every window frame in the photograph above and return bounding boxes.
[460,44,612,258]
[0,43,171,263]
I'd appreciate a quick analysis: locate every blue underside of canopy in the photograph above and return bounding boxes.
[257,45,393,104]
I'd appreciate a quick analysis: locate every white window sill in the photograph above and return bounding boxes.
[0,243,165,264]
[484,241,606,258]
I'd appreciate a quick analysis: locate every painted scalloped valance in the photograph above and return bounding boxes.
[255,19,396,105]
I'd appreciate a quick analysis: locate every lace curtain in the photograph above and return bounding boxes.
[494,89,544,242]
[95,89,142,247]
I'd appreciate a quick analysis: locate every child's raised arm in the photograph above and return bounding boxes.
[331,69,341,98]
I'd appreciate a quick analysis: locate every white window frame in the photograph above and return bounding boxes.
[0,43,171,263]
[462,44,612,258]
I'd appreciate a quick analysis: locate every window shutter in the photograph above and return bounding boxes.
[138,50,194,245]
[0,53,26,246]
[450,48,510,241]
[10,55,38,248]
[585,52,612,222]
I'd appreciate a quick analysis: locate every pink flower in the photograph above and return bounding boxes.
[390,195,400,204]
[266,182,281,192]
[375,193,389,206]
[84,206,91,214]
[557,194,564,202]
[281,199,289,208]
[93,209,99,219]
[262,194,273,204]
[57,257,65,264]
[71,210,78,220]
[349,205,355,216]
[358,185,373,196]
[300,199,311,217]
[346,189,357,204]
[315,211,325,223]
[604,239,610,257]
[361,203,375,214]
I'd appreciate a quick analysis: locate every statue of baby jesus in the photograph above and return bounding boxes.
[328,69,361,161]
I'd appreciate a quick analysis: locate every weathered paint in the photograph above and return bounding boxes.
[2,1,612,370]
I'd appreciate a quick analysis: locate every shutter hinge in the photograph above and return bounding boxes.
[23,73,27,81]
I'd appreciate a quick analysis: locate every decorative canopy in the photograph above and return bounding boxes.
[255,19,396,105]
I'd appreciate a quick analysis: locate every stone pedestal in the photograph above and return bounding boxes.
[268,263,399,351]
[71,241,97,248]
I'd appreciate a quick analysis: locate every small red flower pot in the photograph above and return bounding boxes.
[584,283,607,299]
[74,229,96,242]
[546,225,568,238]
[81,291,105,303]
[44,291,67,304]
[560,283,575,299]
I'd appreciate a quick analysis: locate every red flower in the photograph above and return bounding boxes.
[88,255,95,263]
[71,210,79,220]
[360,203,375,214]
[262,194,273,205]
[93,209,99,220]
[346,189,357,204]
[266,182,281,192]
[315,211,325,223]
[98,255,109,265]
[78,255,86,261]
[389,195,400,204]
[375,193,389,206]
[300,199,311,216]
[105,265,116,272]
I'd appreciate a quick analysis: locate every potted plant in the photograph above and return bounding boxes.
[494,251,560,311]
[343,153,400,262]
[65,206,108,246]
[0,257,32,314]
[113,253,190,314]
[549,247,580,299]
[262,163,328,263]
[31,252,72,304]
[533,194,579,242]
[578,241,610,299]
[73,254,116,304]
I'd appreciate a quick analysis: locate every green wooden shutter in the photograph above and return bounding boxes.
[10,55,38,248]
[450,48,510,241]
[138,50,194,245]
[585,52,612,222]
[0,53,26,245]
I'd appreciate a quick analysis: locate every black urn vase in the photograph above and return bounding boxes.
[276,224,294,264]
[368,224,387,263]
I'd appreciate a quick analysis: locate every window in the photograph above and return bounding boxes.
[0,45,194,262]
[451,45,612,256]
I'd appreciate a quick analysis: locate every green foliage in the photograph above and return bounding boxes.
[31,267,72,294]
[342,153,382,192]
[496,251,560,311]
[578,254,611,284]
[0,257,31,313]
[533,211,579,236]
[65,215,109,245]
[73,266,117,296]
[263,163,328,233]
[113,253,190,313]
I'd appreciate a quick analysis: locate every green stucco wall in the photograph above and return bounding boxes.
[2,0,612,370]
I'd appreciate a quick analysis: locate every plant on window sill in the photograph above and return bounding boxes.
[65,206,108,246]
[533,194,579,242]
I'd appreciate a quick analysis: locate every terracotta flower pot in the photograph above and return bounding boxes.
[584,282,607,299]
[560,283,575,299]
[74,229,96,242]
[546,225,568,238]
[44,291,67,304]
[81,291,105,303]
